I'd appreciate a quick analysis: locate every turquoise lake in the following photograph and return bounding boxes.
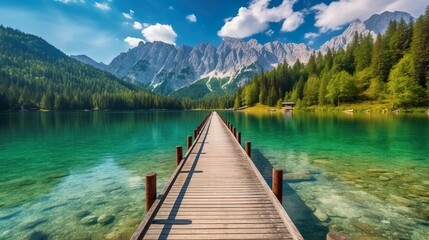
[0,111,428,239]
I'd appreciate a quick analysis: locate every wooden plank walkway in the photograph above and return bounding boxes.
[131,112,303,240]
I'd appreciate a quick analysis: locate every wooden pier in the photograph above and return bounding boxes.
[131,112,303,240]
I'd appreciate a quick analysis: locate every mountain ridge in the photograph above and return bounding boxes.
[73,11,412,99]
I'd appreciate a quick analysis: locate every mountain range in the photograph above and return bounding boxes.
[72,11,412,99]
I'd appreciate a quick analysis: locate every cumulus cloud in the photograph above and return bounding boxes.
[186,14,197,23]
[94,2,110,11]
[265,29,274,36]
[124,37,145,48]
[218,0,304,38]
[123,10,134,19]
[304,32,319,39]
[304,32,319,45]
[281,11,304,32]
[133,21,143,30]
[312,0,428,32]
[141,23,177,45]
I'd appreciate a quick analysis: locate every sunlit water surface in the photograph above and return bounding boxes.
[0,111,428,239]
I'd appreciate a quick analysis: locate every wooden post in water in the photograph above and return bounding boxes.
[245,141,251,157]
[187,136,192,150]
[176,146,183,166]
[272,168,283,203]
[193,129,197,140]
[145,172,157,213]
[237,132,241,145]
[233,127,236,137]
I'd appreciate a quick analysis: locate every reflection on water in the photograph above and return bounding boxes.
[220,111,429,240]
[0,111,209,239]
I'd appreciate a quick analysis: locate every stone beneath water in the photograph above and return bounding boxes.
[20,218,48,229]
[75,210,91,219]
[97,214,115,225]
[350,220,377,235]
[314,209,329,222]
[367,169,388,174]
[284,172,314,181]
[388,194,415,206]
[24,231,49,240]
[313,159,332,165]
[355,236,387,240]
[409,185,429,197]
[326,232,351,240]
[80,215,98,225]
[46,172,69,179]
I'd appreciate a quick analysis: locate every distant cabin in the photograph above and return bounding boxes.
[281,102,295,111]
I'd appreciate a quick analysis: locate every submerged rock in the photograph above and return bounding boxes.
[75,210,91,219]
[46,172,69,179]
[20,218,47,229]
[388,194,415,206]
[367,169,388,174]
[80,215,98,225]
[284,172,313,182]
[313,159,332,165]
[24,231,49,240]
[97,214,115,225]
[355,236,387,240]
[350,220,377,234]
[409,185,429,197]
[314,209,329,222]
[378,176,390,181]
[326,232,351,240]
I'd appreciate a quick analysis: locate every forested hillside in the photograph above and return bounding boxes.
[234,8,429,109]
[0,25,183,110]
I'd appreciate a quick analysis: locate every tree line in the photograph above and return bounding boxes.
[0,25,185,110]
[234,7,429,109]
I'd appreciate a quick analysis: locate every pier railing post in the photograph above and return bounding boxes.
[187,136,192,150]
[193,129,197,140]
[237,132,241,145]
[272,168,283,203]
[245,141,251,157]
[145,172,157,213]
[176,146,183,166]
[233,127,236,136]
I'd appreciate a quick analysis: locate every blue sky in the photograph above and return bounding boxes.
[0,0,427,63]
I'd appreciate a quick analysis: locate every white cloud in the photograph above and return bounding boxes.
[55,0,85,3]
[123,10,134,19]
[94,2,110,11]
[312,0,428,33]
[133,21,143,30]
[186,14,197,23]
[168,6,174,11]
[304,32,319,39]
[265,29,274,36]
[218,0,304,39]
[281,11,304,32]
[304,32,319,45]
[124,37,145,48]
[123,13,132,19]
[141,23,177,45]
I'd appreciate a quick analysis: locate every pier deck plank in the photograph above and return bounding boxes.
[132,112,303,240]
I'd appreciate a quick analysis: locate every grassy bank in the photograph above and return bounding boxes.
[238,102,429,113]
